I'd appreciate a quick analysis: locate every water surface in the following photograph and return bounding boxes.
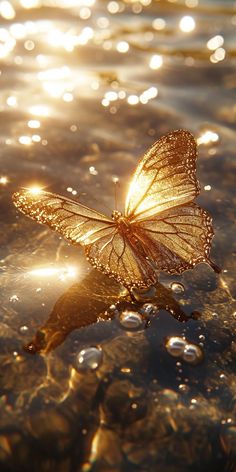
[0,0,236,471]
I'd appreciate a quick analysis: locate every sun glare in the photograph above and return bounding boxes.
[27,186,43,195]
[28,265,78,280]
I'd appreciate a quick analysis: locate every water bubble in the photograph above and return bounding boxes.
[75,347,103,373]
[119,310,143,330]
[199,334,205,341]
[182,343,204,365]
[9,294,19,303]
[142,303,157,316]
[178,383,189,393]
[165,336,186,358]
[19,325,29,334]
[170,282,185,294]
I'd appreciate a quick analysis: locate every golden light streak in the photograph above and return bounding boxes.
[19,135,32,145]
[38,66,70,81]
[31,134,41,142]
[207,35,224,51]
[20,0,40,7]
[29,105,49,117]
[26,186,43,195]
[10,23,26,39]
[63,92,74,102]
[0,28,16,57]
[116,41,129,53]
[179,16,196,33]
[127,95,139,105]
[210,47,226,63]
[185,0,198,6]
[152,18,166,30]
[0,176,8,185]
[28,265,78,280]
[149,54,163,70]
[105,91,118,101]
[43,82,67,98]
[140,86,158,104]
[107,1,119,13]
[28,119,41,129]
[6,96,17,107]
[197,130,219,145]
[0,1,15,20]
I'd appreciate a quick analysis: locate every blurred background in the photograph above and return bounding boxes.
[0,1,236,471]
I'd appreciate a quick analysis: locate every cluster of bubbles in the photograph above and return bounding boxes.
[165,336,204,366]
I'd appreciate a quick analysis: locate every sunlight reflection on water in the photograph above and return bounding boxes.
[0,0,236,471]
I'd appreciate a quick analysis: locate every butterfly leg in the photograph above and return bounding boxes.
[209,259,221,274]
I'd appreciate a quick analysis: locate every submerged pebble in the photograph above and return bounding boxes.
[75,347,103,373]
[119,310,143,330]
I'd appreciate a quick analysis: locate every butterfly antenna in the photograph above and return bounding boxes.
[113,177,119,211]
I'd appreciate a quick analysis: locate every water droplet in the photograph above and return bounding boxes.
[170,282,185,294]
[182,343,204,365]
[19,325,28,334]
[178,383,189,392]
[142,303,157,316]
[199,334,205,341]
[9,294,19,303]
[119,310,143,330]
[165,336,186,358]
[75,347,103,373]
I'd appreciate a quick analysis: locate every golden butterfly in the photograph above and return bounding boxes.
[13,129,220,290]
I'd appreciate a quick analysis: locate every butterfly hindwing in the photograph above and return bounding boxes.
[125,129,200,221]
[132,203,214,274]
[13,190,115,246]
[12,129,218,289]
[85,230,157,288]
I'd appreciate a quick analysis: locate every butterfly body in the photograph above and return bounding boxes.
[13,130,220,290]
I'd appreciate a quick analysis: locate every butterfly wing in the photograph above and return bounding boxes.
[125,129,200,221]
[13,189,115,246]
[13,189,156,288]
[85,229,157,289]
[132,203,216,274]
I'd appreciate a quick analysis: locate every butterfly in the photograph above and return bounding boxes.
[12,129,220,290]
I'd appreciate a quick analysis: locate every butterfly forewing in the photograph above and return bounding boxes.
[132,204,214,274]
[125,130,200,221]
[12,129,218,290]
[13,190,115,246]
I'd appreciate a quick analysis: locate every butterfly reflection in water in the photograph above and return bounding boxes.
[13,130,220,290]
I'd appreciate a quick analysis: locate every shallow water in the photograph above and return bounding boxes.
[0,1,236,471]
